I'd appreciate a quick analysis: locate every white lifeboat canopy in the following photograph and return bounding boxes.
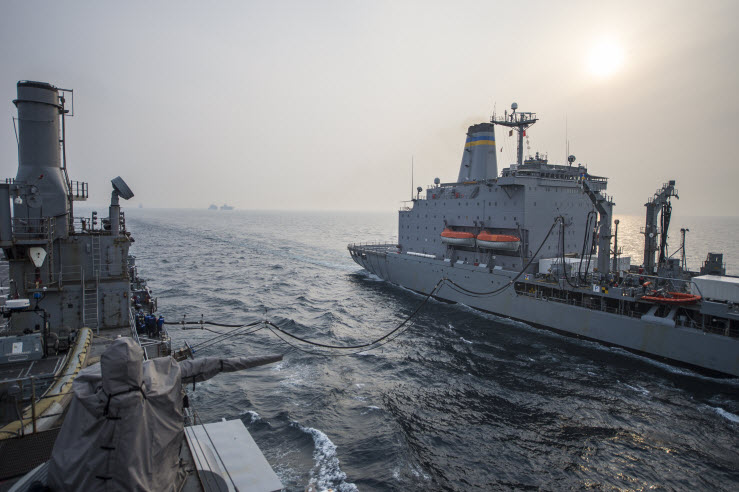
[440,228,475,247]
[476,232,520,251]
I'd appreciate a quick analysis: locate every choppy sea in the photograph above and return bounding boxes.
[125,209,739,491]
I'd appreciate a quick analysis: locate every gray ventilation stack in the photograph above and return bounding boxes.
[1,80,135,336]
[456,122,498,182]
[13,81,70,235]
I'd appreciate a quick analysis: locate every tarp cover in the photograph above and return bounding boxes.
[47,338,281,491]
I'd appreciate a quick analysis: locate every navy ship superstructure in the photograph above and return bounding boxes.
[0,81,138,338]
[350,104,739,377]
[0,81,167,472]
[0,81,283,490]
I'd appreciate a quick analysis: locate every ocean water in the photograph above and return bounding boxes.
[126,209,739,491]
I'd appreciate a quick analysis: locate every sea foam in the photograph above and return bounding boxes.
[712,406,739,423]
[293,422,358,492]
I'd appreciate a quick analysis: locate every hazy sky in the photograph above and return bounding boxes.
[1,0,737,215]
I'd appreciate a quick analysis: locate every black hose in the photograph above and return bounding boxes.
[659,201,672,265]
[263,278,444,350]
[577,211,596,282]
[174,218,563,355]
[164,320,246,328]
[178,280,444,356]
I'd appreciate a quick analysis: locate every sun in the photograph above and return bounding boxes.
[587,39,625,78]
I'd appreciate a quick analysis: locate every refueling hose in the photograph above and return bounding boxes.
[170,216,565,355]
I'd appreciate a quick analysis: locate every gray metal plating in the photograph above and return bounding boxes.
[349,105,739,377]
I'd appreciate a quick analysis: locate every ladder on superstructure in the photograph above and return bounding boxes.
[82,235,101,333]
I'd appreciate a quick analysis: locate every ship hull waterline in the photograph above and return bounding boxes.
[350,248,739,378]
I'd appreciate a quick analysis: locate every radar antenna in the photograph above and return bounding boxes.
[109,176,134,237]
[491,102,538,166]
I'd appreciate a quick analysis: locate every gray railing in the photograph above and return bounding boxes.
[12,217,53,242]
[515,282,738,338]
[69,180,88,200]
[348,242,398,251]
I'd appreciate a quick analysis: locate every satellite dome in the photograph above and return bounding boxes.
[511,102,518,110]
[434,177,440,185]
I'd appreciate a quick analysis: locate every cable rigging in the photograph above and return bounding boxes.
[169,217,568,357]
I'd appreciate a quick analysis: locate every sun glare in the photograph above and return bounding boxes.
[587,39,625,78]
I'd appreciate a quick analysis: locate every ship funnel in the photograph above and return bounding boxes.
[13,81,70,220]
[457,123,498,182]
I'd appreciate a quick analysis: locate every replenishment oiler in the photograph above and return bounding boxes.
[349,103,739,377]
[0,81,283,491]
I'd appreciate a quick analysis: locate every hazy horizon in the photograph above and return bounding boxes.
[2,0,737,217]
[117,205,739,219]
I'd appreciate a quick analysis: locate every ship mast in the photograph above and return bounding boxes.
[491,102,538,165]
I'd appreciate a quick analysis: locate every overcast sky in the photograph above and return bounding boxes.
[1,0,737,215]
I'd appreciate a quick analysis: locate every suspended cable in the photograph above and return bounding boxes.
[263,278,444,350]
[177,280,444,357]
[164,320,247,328]
[577,210,596,282]
[170,218,563,356]
[188,321,262,350]
[191,325,265,353]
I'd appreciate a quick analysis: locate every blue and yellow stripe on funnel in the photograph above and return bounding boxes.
[465,134,495,148]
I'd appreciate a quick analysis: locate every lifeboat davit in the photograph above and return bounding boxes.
[476,232,520,251]
[640,292,702,305]
[440,228,475,247]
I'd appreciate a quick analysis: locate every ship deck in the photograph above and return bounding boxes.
[348,243,739,376]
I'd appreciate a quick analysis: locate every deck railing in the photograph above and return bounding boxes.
[11,217,53,242]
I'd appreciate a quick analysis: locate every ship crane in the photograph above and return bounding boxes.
[642,181,678,274]
[492,102,538,166]
[581,178,614,278]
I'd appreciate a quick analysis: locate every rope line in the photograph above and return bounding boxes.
[188,321,262,350]
[164,320,246,328]
[180,280,444,357]
[171,218,564,355]
[264,278,443,350]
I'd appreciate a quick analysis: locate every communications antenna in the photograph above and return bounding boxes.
[491,102,538,165]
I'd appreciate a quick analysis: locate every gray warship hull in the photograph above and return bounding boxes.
[348,247,739,377]
[349,105,738,378]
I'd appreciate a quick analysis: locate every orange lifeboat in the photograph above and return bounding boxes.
[440,228,475,247]
[476,232,521,252]
[640,292,702,305]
